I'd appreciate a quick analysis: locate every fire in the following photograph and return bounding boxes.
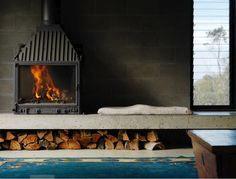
[30,65,62,102]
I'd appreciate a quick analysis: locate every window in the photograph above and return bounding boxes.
[192,0,234,110]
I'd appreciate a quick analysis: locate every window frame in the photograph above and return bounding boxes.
[191,0,235,111]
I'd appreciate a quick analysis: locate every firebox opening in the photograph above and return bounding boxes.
[18,65,76,104]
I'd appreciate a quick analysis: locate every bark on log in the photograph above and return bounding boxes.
[97,138,105,149]
[97,130,108,136]
[144,142,165,150]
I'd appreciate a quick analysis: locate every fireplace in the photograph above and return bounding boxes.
[13,0,81,114]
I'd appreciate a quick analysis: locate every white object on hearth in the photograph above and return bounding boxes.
[97,104,192,115]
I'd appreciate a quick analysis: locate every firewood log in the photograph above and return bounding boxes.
[10,140,21,150]
[18,133,27,143]
[44,131,54,142]
[122,130,129,141]
[118,130,129,141]
[105,138,114,150]
[144,142,165,150]
[24,142,41,150]
[147,130,159,142]
[55,136,63,144]
[79,137,91,148]
[58,139,81,149]
[48,142,57,150]
[97,130,108,136]
[59,131,69,142]
[39,139,49,149]
[72,131,81,141]
[97,138,105,149]
[115,140,125,150]
[22,134,38,145]
[6,131,15,140]
[125,139,139,150]
[37,131,47,139]
[139,135,147,142]
[0,133,4,143]
[91,133,101,143]
[2,141,9,149]
[106,134,118,143]
[87,143,97,149]
[80,130,92,138]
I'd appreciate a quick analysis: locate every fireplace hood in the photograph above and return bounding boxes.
[13,0,81,114]
[15,0,80,63]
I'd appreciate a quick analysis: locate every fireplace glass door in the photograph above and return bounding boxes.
[17,65,77,105]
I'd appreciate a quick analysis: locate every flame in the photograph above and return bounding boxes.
[30,65,62,102]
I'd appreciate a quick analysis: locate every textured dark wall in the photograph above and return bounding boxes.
[61,0,192,113]
[0,0,192,113]
[0,0,41,112]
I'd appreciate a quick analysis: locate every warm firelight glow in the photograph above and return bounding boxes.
[30,65,62,102]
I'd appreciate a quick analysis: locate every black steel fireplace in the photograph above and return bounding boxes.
[13,0,81,114]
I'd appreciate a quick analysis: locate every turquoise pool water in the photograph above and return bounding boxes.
[0,157,198,178]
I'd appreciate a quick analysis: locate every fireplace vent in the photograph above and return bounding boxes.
[15,26,79,62]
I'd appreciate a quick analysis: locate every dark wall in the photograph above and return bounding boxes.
[0,0,41,112]
[61,0,192,113]
[0,0,192,113]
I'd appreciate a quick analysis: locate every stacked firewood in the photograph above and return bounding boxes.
[0,130,165,150]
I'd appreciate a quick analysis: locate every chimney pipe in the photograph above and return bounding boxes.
[41,0,57,25]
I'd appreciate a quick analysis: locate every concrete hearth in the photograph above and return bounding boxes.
[0,113,235,129]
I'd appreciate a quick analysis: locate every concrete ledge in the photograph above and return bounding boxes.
[0,113,235,129]
[0,149,193,158]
